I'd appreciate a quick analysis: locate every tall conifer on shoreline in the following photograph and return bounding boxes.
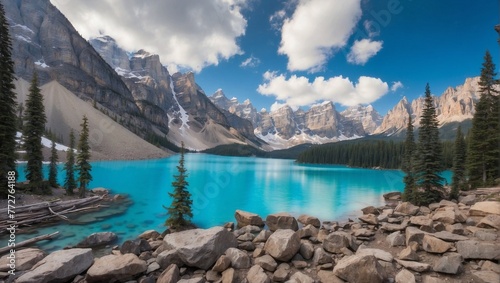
[23,72,46,190]
[467,51,500,187]
[165,141,193,229]
[0,3,18,198]
[414,84,444,205]
[402,114,416,202]
[64,130,76,195]
[76,116,92,198]
[450,125,466,199]
[48,140,59,188]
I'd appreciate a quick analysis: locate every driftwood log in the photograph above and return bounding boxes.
[0,195,105,233]
[0,232,60,255]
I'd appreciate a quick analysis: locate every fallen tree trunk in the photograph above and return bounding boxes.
[0,232,60,255]
[0,195,106,232]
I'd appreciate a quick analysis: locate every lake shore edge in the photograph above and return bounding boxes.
[1,187,499,282]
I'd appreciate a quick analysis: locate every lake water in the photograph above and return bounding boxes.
[8,154,451,252]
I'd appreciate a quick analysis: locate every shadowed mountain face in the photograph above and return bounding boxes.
[4,0,262,151]
[89,35,262,150]
[3,0,153,137]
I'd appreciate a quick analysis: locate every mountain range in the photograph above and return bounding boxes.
[3,0,482,157]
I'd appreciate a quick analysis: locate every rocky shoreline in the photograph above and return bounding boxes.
[1,187,499,283]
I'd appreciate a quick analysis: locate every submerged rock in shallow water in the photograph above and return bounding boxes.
[76,231,117,248]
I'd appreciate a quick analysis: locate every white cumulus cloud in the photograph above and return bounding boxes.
[347,39,383,65]
[51,0,248,72]
[278,0,362,72]
[257,71,389,109]
[391,81,404,92]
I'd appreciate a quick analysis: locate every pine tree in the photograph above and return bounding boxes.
[23,72,46,188]
[76,115,92,198]
[467,51,500,187]
[402,114,416,202]
[64,130,76,195]
[414,84,444,205]
[48,140,59,188]
[0,3,18,199]
[450,126,467,199]
[165,141,193,229]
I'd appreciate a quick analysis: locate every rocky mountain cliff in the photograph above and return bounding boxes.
[2,0,262,153]
[2,0,155,137]
[374,77,481,135]
[89,35,262,150]
[340,105,383,134]
[210,92,367,149]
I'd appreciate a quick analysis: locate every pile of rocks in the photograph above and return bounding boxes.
[1,188,499,283]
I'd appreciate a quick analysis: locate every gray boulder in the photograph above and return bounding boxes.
[156,250,183,269]
[253,230,272,243]
[138,229,160,240]
[395,259,431,272]
[290,271,314,283]
[297,214,321,227]
[432,253,463,274]
[469,201,500,216]
[247,265,270,283]
[120,238,151,255]
[383,192,402,201]
[272,263,291,282]
[394,202,419,216]
[477,214,500,230]
[456,240,500,260]
[16,248,93,283]
[221,268,236,283]
[212,255,231,272]
[264,229,300,261]
[323,231,356,253]
[299,240,314,260]
[157,264,180,283]
[86,253,147,282]
[313,247,333,265]
[163,227,238,269]
[356,248,393,262]
[359,214,378,225]
[225,247,251,269]
[266,212,299,231]
[333,254,387,283]
[432,231,468,242]
[422,234,452,254]
[76,231,117,248]
[235,210,265,227]
[255,255,277,272]
[471,270,500,283]
[405,226,427,246]
[386,231,405,247]
[0,248,46,272]
[395,269,415,283]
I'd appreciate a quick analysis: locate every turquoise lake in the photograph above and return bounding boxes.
[9,154,451,252]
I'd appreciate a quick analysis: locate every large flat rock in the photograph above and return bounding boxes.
[86,253,147,283]
[16,248,93,283]
[163,227,238,270]
[456,240,500,260]
[470,201,500,216]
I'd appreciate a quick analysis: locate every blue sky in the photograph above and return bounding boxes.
[53,0,499,115]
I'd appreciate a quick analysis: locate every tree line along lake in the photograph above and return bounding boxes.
[8,153,451,251]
